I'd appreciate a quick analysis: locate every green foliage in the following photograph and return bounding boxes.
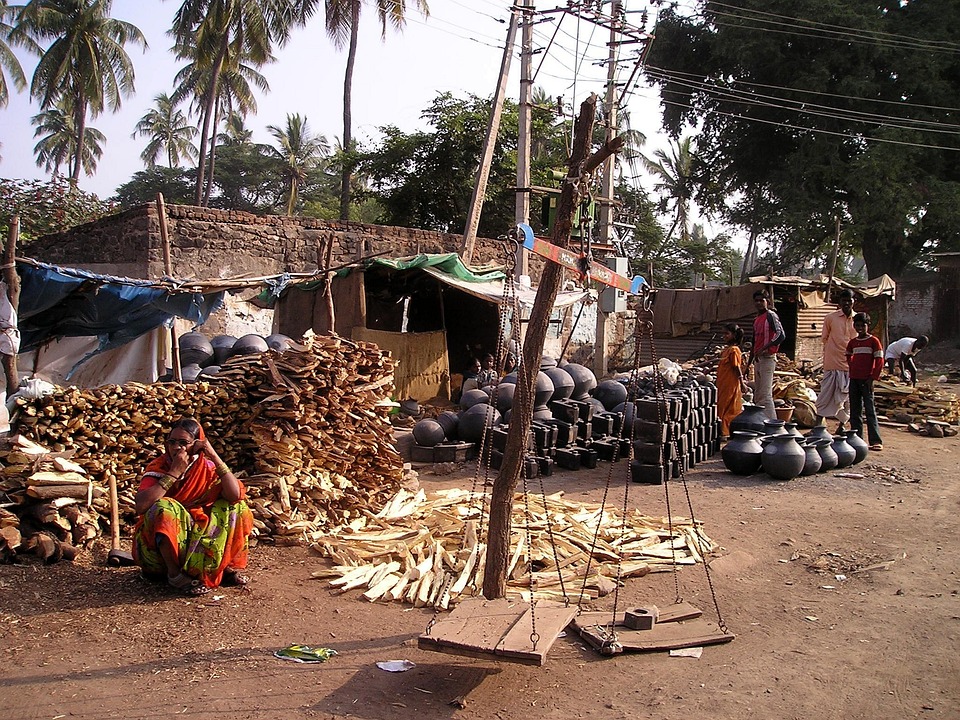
[0,176,115,244]
[645,0,960,277]
[112,167,195,208]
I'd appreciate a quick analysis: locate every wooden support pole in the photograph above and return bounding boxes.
[483,95,623,600]
[824,215,841,303]
[2,215,21,396]
[156,194,182,383]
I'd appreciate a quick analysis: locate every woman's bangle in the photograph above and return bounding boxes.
[215,460,230,477]
[159,474,177,490]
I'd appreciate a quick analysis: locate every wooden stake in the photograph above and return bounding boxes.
[2,215,20,396]
[156,194,182,382]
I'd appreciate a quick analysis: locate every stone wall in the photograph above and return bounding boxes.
[888,276,936,339]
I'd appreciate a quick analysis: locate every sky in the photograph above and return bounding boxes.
[0,0,674,217]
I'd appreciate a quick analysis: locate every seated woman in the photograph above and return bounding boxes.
[133,416,254,596]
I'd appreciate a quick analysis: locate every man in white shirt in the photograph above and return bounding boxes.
[884,335,928,387]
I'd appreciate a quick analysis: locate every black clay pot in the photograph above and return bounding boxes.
[233,334,269,356]
[413,418,446,447]
[783,422,804,439]
[533,371,555,420]
[594,379,628,411]
[613,401,636,435]
[540,355,558,369]
[720,431,764,475]
[180,362,203,383]
[543,366,575,402]
[458,404,502,443]
[492,382,515,414]
[760,434,806,480]
[199,365,220,378]
[500,372,517,385]
[799,439,822,476]
[564,363,597,401]
[460,388,490,411]
[211,335,237,365]
[813,437,838,472]
[762,419,788,436]
[806,425,832,442]
[729,404,769,435]
[179,332,214,366]
[831,435,856,468]
[844,430,869,464]
[436,411,459,441]
[265,333,293,352]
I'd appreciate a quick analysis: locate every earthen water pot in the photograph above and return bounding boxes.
[720,431,764,475]
[459,388,489,411]
[831,434,856,468]
[180,363,203,383]
[813,437,838,472]
[805,425,832,442]
[844,430,869,464]
[564,363,597,402]
[211,335,237,365]
[178,332,213,366]
[233,334,269,356]
[760,434,806,480]
[762,419,788,436]
[729,404,769,435]
[783,422,804,439]
[492,382,515,413]
[594,379,628,411]
[436,411,460,440]
[265,333,293,352]
[799,439,822,476]
[533,371,555,420]
[412,418,445,447]
[458,404,502,443]
[543,366,575,402]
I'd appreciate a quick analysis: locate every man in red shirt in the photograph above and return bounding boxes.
[748,289,786,420]
[845,312,884,451]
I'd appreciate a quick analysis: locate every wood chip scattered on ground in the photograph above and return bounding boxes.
[309,487,716,609]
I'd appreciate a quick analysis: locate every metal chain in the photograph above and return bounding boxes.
[521,459,540,650]
[638,295,729,634]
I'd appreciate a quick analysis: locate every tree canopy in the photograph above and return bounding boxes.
[644,0,960,278]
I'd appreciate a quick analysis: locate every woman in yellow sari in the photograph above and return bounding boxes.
[717,324,749,439]
[133,417,254,596]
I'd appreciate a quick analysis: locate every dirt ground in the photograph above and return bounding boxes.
[2,381,959,720]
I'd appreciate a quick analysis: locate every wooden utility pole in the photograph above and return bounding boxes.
[461,5,520,266]
[156,194,182,383]
[483,96,625,599]
[593,0,622,379]
[2,216,21,396]
[824,215,842,302]
[514,0,535,280]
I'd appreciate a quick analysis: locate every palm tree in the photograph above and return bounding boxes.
[168,0,318,205]
[132,92,198,169]
[641,136,696,244]
[323,0,429,221]
[267,113,329,216]
[32,102,105,177]
[1,0,37,108]
[15,0,146,184]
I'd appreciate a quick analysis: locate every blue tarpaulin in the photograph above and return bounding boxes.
[16,260,225,354]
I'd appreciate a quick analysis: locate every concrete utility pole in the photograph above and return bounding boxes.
[461,6,520,266]
[483,95,625,600]
[593,0,622,380]
[515,0,535,280]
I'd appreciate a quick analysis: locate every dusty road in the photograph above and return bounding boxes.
[2,419,959,720]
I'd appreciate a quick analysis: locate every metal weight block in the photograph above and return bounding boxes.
[623,606,659,631]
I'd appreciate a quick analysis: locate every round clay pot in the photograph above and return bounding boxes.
[564,363,597,401]
[180,362,203,383]
[831,435,856,468]
[613,401,636,435]
[760,434,806,480]
[543,366,575,402]
[533,371,555,420]
[436,411,459,440]
[844,430,869,464]
[762,419,788,436]
[721,431,764,475]
[783,422,804,439]
[492,382,515,414]
[729,404,769,435]
[594,379,628,411]
[265,333,293,352]
[233,334,269,356]
[799,439,822,476]
[500,372,517,385]
[539,355,558,369]
[413,419,446,447]
[458,404,502,443]
[460,388,490,411]
[211,335,237,365]
[588,397,606,416]
[805,425,832,442]
[813,437,838,472]
[179,332,213,366]
[199,365,220,378]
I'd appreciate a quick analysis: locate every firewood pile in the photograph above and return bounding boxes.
[310,487,715,609]
[0,435,102,563]
[4,332,403,557]
[872,379,960,425]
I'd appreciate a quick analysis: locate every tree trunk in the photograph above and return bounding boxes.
[71,96,86,185]
[202,97,222,207]
[195,35,228,205]
[2,216,20,396]
[482,95,602,600]
[338,3,360,222]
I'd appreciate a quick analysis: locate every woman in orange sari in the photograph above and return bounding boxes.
[717,324,749,439]
[133,417,254,596]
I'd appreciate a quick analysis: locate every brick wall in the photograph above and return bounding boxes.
[888,277,936,339]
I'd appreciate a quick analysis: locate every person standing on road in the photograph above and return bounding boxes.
[748,290,786,420]
[816,289,857,431]
[717,323,749,439]
[884,335,928,387]
[846,312,884,451]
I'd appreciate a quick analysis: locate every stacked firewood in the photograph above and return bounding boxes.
[872,378,960,425]
[9,332,403,544]
[310,487,716,609]
[0,435,102,563]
